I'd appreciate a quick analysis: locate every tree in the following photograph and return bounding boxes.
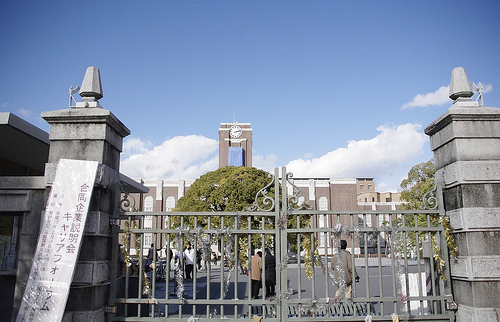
[172,166,312,269]
[172,167,278,266]
[399,160,436,210]
[397,160,438,255]
[397,159,457,277]
[174,166,275,212]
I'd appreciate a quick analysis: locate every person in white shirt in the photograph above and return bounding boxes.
[183,242,195,280]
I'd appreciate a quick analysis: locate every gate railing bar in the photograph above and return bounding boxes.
[192,217,197,317]
[362,213,370,313]
[246,215,251,317]
[219,216,225,317]
[389,213,398,315]
[349,213,357,302]
[376,213,384,316]
[289,210,443,216]
[276,167,286,321]
[402,213,410,315]
[413,214,422,316]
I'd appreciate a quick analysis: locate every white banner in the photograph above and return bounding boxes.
[16,159,99,322]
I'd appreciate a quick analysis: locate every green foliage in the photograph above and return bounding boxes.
[174,166,274,212]
[172,166,278,252]
[172,166,311,254]
[396,160,439,253]
[399,160,436,210]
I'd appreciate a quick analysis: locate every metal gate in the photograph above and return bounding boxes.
[107,167,456,321]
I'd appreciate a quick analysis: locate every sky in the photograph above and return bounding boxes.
[1,1,499,192]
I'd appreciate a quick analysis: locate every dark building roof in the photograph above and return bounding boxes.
[0,113,49,175]
[0,112,148,193]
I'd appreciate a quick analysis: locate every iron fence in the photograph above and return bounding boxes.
[107,167,456,321]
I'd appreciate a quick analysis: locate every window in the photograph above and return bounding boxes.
[144,196,154,247]
[318,196,328,211]
[318,197,328,247]
[318,214,326,228]
[360,185,364,190]
[318,214,326,247]
[144,196,154,212]
[165,196,175,212]
[366,214,372,227]
[372,197,375,202]
[386,197,391,202]
[368,184,372,190]
[358,214,372,227]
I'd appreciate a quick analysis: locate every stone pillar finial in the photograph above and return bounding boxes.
[79,66,103,102]
[449,67,473,102]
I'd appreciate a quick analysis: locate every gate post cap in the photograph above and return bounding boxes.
[449,67,473,101]
[79,66,103,102]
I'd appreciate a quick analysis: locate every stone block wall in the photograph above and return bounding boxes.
[426,104,500,321]
[39,107,129,321]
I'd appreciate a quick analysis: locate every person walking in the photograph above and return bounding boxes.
[331,240,359,299]
[183,242,195,280]
[147,243,159,272]
[264,248,276,298]
[250,250,263,299]
[167,247,174,280]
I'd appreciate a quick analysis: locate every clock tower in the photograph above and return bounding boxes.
[219,122,252,168]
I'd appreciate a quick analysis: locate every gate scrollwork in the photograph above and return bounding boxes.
[247,171,275,212]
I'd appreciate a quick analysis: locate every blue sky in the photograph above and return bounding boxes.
[1,1,499,192]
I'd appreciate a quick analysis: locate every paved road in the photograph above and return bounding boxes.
[145,258,429,318]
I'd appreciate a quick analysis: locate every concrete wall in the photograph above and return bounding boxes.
[426,102,500,321]
[39,107,129,321]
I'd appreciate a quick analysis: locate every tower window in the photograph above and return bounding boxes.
[228,147,244,166]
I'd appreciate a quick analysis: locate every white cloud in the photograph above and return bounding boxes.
[401,86,450,109]
[120,124,428,192]
[483,83,493,93]
[120,135,218,179]
[402,82,493,109]
[253,154,278,172]
[17,108,32,117]
[123,137,153,155]
[285,124,427,188]
[375,172,415,193]
[375,181,392,193]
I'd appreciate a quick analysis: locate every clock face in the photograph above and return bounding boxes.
[229,125,242,138]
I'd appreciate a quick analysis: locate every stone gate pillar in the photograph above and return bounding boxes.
[40,67,130,321]
[425,67,500,321]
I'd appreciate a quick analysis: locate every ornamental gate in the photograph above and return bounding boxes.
[107,167,456,321]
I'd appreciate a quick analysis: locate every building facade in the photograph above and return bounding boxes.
[130,122,402,255]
